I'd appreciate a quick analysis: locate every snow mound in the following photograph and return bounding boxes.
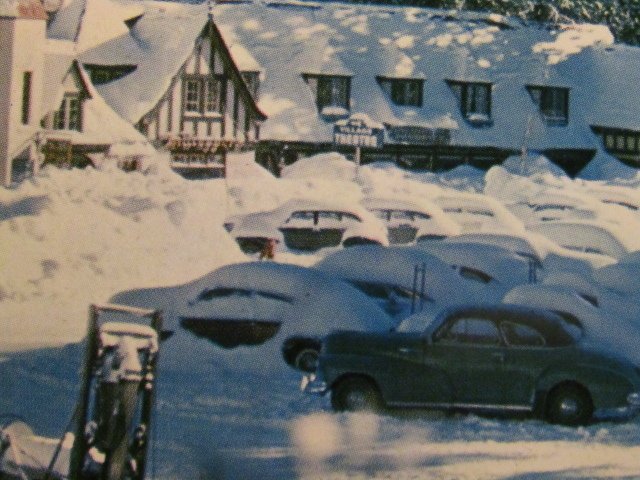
[577,150,640,182]
[500,153,567,178]
[0,164,245,350]
[281,152,356,181]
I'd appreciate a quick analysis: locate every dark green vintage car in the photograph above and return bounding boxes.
[303,304,640,425]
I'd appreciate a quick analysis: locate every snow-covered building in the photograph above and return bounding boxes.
[50,0,267,178]
[0,0,47,186]
[0,0,154,186]
[207,1,640,176]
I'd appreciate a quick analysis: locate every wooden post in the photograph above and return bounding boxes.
[354,145,361,180]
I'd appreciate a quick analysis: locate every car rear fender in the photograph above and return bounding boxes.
[536,364,636,411]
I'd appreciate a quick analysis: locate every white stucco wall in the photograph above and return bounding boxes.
[0,16,45,186]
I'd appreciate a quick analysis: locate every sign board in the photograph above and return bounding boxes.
[388,126,452,145]
[333,117,384,149]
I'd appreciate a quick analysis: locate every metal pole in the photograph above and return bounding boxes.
[411,264,418,314]
[355,145,361,180]
[137,311,163,480]
[419,263,426,312]
[68,305,99,479]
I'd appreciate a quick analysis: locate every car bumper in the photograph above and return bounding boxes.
[300,373,328,395]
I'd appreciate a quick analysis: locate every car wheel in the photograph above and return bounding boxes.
[545,384,593,426]
[294,348,319,373]
[331,377,382,412]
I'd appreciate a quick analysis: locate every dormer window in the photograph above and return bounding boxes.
[84,64,137,85]
[302,74,351,115]
[447,80,492,126]
[527,85,569,126]
[377,77,423,107]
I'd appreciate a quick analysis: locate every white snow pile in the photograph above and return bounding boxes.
[578,149,640,183]
[0,162,245,350]
[281,151,357,182]
[532,23,615,65]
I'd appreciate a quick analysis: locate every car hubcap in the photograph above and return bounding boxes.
[559,397,579,417]
[346,390,369,410]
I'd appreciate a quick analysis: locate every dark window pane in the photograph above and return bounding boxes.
[316,76,349,110]
[501,321,545,347]
[439,317,501,345]
[22,72,32,125]
[185,79,201,112]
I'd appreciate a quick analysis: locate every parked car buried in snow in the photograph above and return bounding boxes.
[303,304,640,425]
[224,198,389,254]
[361,196,461,244]
[112,262,395,373]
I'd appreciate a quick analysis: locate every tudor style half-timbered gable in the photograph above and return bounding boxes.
[135,19,266,178]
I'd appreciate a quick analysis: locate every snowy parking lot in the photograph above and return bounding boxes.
[3,151,640,478]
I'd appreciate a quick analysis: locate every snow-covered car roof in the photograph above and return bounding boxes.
[528,219,640,260]
[361,196,461,237]
[432,190,526,234]
[228,197,389,247]
[315,244,510,309]
[503,284,640,365]
[114,261,394,334]
[443,231,615,272]
[416,241,533,287]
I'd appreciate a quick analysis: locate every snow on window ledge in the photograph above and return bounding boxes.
[465,112,493,127]
[320,106,349,120]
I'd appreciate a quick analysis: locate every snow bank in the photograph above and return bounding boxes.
[577,150,640,182]
[0,162,245,350]
[281,151,357,182]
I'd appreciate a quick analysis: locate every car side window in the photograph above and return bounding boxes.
[197,287,251,301]
[436,317,501,346]
[500,321,545,347]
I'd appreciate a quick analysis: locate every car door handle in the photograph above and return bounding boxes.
[398,347,419,355]
[492,352,505,363]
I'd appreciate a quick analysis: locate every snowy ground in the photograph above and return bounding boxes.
[2,152,640,478]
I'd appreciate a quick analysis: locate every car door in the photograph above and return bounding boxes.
[429,316,507,407]
[498,320,556,407]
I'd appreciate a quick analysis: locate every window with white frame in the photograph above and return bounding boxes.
[447,80,492,124]
[377,77,423,107]
[527,85,569,126]
[184,76,225,115]
[184,79,201,113]
[53,94,82,131]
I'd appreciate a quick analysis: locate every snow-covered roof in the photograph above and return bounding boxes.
[74,1,209,124]
[0,0,47,19]
[210,0,638,149]
[47,0,142,52]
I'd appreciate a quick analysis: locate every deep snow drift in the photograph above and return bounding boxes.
[3,151,640,479]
